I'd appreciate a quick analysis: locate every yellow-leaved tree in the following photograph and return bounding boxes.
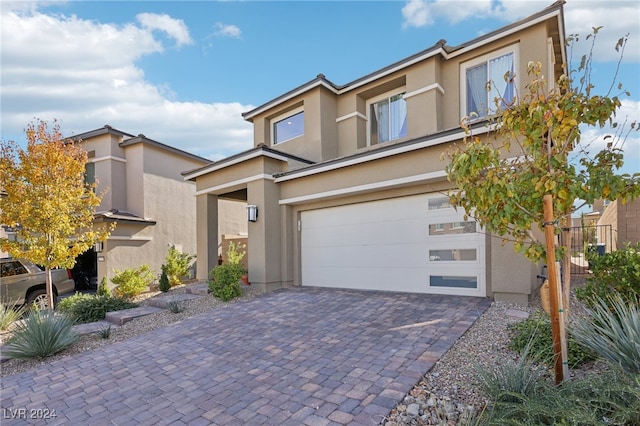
[0,119,113,308]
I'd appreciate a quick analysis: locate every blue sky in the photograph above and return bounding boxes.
[1,0,638,176]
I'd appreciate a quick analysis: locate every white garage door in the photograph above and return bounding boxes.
[300,194,485,296]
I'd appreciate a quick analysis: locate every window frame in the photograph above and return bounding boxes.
[460,43,519,120]
[271,106,305,145]
[366,88,408,147]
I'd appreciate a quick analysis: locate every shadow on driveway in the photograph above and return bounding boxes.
[0,287,491,425]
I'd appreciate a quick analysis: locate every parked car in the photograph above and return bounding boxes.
[0,258,75,309]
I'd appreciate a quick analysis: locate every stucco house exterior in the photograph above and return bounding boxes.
[185,2,567,305]
[71,126,247,287]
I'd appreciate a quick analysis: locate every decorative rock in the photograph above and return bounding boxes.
[406,403,420,417]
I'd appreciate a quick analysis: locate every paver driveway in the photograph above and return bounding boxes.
[1,287,490,425]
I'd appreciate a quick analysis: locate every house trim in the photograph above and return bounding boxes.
[279,171,447,205]
[336,111,368,123]
[183,147,313,181]
[274,124,492,182]
[404,83,445,99]
[195,174,275,196]
[91,155,127,164]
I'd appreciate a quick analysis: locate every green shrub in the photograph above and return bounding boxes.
[208,263,243,301]
[508,311,596,368]
[0,301,26,331]
[58,292,94,312]
[227,241,246,265]
[96,276,111,297]
[475,341,547,405]
[3,310,78,358]
[158,269,170,292]
[168,301,184,314]
[163,246,195,287]
[572,294,640,376]
[97,325,112,339]
[576,243,640,309]
[61,295,137,324]
[111,265,154,299]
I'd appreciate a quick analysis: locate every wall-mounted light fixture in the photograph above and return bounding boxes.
[94,241,104,253]
[247,205,258,222]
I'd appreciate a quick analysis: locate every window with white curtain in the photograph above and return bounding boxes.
[461,45,518,119]
[368,92,407,145]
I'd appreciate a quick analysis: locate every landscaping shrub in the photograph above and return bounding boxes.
[576,243,640,309]
[60,295,137,324]
[508,311,596,368]
[58,292,94,312]
[96,276,111,297]
[478,370,640,425]
[158,269,171,293]
[209,263,243,301]
[474,342,547,405]
[111,265,154,299]
[571,294,640,376]
[3,309,78,358]
[0,301,26,331]
[163,246,195,287]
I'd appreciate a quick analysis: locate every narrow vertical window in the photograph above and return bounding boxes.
[370,93,407,145]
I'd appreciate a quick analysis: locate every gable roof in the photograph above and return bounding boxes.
[242,1,565,122]
[182,144,314,181]
[68,125,210,164]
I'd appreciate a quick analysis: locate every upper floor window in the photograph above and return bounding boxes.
[272,108,304,145]
[368,92,407,145]
[85,162,95,190]
[462,45,518,119]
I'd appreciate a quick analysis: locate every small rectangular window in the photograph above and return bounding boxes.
[429,221,476,235]
[428,196,452,210]
[273,111,304,144]
[430,275,477,289]
[85,162,95,188]
[370,93,407,145]
[429,249,477,261]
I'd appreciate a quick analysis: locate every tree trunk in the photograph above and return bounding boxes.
[45,267,55,310]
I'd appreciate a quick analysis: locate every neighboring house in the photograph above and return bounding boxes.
[594,198,640,251]
[184,2,567,305]
[71,125,247,287]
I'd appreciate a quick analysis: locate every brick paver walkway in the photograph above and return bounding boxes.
[0,287,490,425]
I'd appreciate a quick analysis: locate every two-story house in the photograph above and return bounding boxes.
[184,2,566,305]
[72,126,247,288]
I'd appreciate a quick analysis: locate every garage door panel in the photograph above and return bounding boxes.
[301,194,485,296]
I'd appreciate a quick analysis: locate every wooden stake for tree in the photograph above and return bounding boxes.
[543,194,568,384]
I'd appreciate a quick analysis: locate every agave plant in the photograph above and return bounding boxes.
[571,293,640,376]
[3,309,78,358]
[0,301,26,331]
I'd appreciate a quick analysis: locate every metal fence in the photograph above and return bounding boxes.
[560,225,613,275]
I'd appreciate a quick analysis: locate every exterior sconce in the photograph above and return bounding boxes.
[247,205,258,222]
[94,241,104,253]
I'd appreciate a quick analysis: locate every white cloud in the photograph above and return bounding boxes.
[0,4,253,160]
[213,22,242,38]
[136,12,193,47]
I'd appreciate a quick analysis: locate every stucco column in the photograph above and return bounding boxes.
[247,178,282,292]
[196,193,218,281]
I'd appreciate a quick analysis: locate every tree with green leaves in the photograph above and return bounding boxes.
[0,119,113,308]
[445,29,639,308]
